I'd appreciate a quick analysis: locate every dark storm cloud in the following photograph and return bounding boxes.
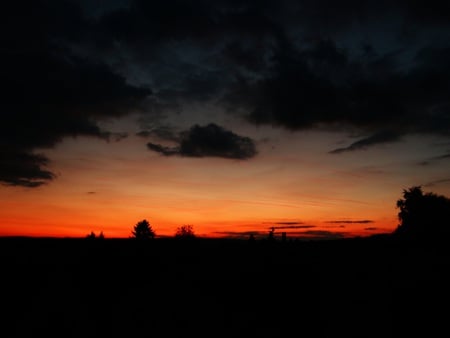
[147,123,257,159]
[5,0,450,187]
[84,0,450,150]
[329,131,402,154]
[1,0,151,187]
[96,0,283,47]
[228,37,450,139]
[88,0,285,112]
[226,38,350,130]
[0,151,55,188]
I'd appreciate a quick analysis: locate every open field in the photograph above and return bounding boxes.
[1,236,449,337]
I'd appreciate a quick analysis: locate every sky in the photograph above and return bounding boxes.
[1,0,450,239]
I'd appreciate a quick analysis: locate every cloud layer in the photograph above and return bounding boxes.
[1,1,151,186]
[3,0,450,186]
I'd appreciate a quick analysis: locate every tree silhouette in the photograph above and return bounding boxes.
[394,186,450,240]
[131,219,155,239]
[174,225,196,239]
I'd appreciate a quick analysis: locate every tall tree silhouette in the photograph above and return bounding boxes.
[131,219,155,239]
[174,225,196,239]
[394,186,450,240]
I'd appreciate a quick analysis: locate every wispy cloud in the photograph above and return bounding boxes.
[329,131,401,154]
[268,225,316,229]
[419,152,450,166]
[423,178,450,187]
[326,220,374,224]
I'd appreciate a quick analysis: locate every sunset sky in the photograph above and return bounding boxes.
[2,0,450,239]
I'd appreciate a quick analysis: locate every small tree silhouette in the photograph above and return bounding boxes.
[175,225,196,239]
[131,219,155,239]
[86,231,96,239]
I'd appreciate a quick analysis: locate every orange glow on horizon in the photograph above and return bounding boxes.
[0,202,398,239]
[0,132,408,240]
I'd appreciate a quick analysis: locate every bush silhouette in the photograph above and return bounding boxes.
[394,186,450,240]
[131,219,156,239]
[86,231,104,240]
[174,225,196,239]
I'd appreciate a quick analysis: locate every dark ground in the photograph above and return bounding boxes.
[1,236,449,337]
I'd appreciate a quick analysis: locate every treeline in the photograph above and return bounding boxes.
[86,186,450,243]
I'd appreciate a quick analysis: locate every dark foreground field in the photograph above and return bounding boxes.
[1,236,449,337]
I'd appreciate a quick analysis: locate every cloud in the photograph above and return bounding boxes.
[0,151,55,187]
[0,0,151,187]
[419,152,450,165]
[146,143,179,156]
[5,0,450,188]
[136,126,180,142]
[269,225,316,229]
[147,123,257,159]
[329,131,401,154]
[326,220,374,224]
[423,178,450,187]
[262,221,305,225]
[85,1,450,153]
[434,153,450,160]
[228,39,450,141]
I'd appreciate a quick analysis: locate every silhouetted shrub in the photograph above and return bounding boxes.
[394,186,450,240]
[174,225,196,239]
[131,219,156,239]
